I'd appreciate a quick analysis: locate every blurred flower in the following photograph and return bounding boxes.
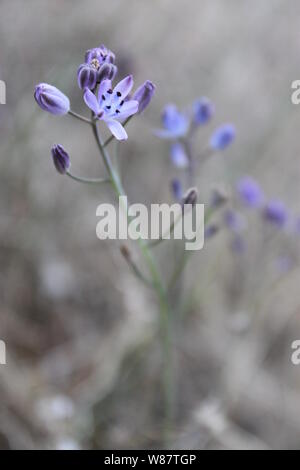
[84,76,139,140]
[155,104,189,139]
[237,176,264,208]
[193,97,214,125]
[263,200,288,228]
[224,209,245,232]
[51,144,70,174]
[85,44,115,66]
[205,224,219,240]
[210,124,236,150]
[132,80,156,114]
[170,142,189,168]
[34,83,70,115]
[37,395,75,422]
[171,178,183,201]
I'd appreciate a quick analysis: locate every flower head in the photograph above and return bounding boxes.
[155,105,189,139]
[85,44,115,67]
[34,83,70,115]
[83,75,139,140]
[210,124,236,150]
[132,80,156,114]
[263,200,288,228]
[193,97,215,125]
[170,142,189,168]
[51,144,70,174]
[237,176,264,208]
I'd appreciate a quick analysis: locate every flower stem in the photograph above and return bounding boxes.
[91,120,175,443]
[66,171,109,185]
[68,110,92,124]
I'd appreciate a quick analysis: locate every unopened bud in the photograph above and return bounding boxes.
[132,80,156,114]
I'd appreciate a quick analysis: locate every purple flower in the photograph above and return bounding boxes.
[51,144,70,174]
[170,142,189,168]
[210,124,236,150]
[224,209,245,232]
[193,97,215,125]
[155,105,189,139]
[263,200,288,228]
[237,176,264,208]
[83,75,139,141]
[171,178,183,201]
[34,83,70,115]
[132,80,156,114]
[85,44,115,67]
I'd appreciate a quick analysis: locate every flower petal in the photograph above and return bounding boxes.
[117,100,139,120]
[113,75,134,99]
[170,142,189,168]
[98,79,112,102]
[84,89,100,115]
[104,119,128,141]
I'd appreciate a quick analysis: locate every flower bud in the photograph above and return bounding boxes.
[34,83,70,115]
[193,97,215,125]
[263,200,288,228]
[85,45,115,65]
[210,124,236,151]
[77,64,98,90]
[182,187,198,207]
[132,80,156,114]
[98,63,117,82]
[51,144,70,174]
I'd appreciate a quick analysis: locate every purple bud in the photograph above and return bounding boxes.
[98,63,118,82]
[77,64,98,90]
[182,187,198,207]
[193,97,215,125]
[263,200,288,228]
[171,179,183,201]
[34,83,70,115]
[237,176,264,208]
[51,144,70,175]
[210,124,236,151]
[132,80,156,114]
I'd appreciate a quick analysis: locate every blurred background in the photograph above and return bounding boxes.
[1,0,300,450]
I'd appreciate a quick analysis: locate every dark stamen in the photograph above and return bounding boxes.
[102,95,106,100]
[107,89,113,94]
[116,91,122,97]
[106,105,111,110]
[116,109,120,114]
[120,100,124,106]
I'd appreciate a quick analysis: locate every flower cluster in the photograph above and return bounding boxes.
[154,98,236,201]
[34,43,156,173]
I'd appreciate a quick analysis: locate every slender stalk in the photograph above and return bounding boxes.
[66,171,109,185]
[68,110,92,124]
[91,120,174,442]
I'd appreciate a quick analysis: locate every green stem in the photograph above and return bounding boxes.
[92,120,174,442]
[68,110,92,124]
[66,171,109,185]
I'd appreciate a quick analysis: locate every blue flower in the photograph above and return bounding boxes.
[170,142,189,168]
[171,178,183,201]
[263,200,288,228]
[210,124,236,150]
[237,176,264,208]
[155,104,189,139]
[193,97,214,125]
[83,75,139,140]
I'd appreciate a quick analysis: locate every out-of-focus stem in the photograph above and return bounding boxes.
[68,110,92,124]
[66,171,109,185]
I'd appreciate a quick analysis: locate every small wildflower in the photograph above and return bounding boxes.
[132,80,156,114]
[193,97,215,125]
[51,144,70,174]
[171,178,183,201]
[170,142,189,168]
[263,200,288,228]
[210,124,236,150]
[34,83,70,115]
[155,104,189,139]
[83,75,139,140]
[237,176,264,208]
